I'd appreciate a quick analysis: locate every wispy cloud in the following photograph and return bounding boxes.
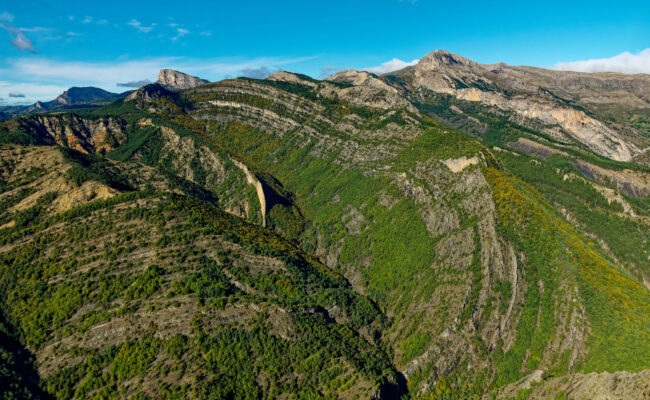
[8,92,25,97]
[172,28,189,41]
[68,15,107,25]
[19,26,50,33]
[117,79,152,88]
[553,49,650,74]
[362,58,419,75]
[0,12,36,52]
[127,19,155,33]
[199,30,212,37]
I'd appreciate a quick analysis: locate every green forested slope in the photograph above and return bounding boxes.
[0,71,648,400]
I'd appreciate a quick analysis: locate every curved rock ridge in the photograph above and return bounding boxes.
[157,68,208,90]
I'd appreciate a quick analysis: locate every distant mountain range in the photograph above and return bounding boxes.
[0,87,132,120]
[0,69,211,121]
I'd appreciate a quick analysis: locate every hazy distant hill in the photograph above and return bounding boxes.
[0,87,132,121]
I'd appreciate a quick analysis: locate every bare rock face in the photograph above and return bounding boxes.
[16,114,127,154]
[157,69,208,90]
[403,50,650,162]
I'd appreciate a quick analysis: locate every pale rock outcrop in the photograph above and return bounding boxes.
[443,156,479,173]
[231,157,267,227]
[157,69,208,90]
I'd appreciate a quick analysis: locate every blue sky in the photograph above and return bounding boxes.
[1,0,649,104]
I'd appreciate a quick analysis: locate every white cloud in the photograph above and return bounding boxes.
[172,28,189,41]
[362,58,419,75]
[553,49,650,74]
[199,30,212,37]
[127,19,155,33]
[19,26,50,33]
[0,22,36,52]
[7,58,176,87]
[82,16,93,24]
[0,81,67,104]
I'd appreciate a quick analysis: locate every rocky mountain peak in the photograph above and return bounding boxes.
[418,49,476,69]
[157,69,208,90]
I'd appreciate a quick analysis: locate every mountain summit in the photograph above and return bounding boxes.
[156,69,208,90]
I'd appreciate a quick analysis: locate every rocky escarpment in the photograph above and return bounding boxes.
[157,68,208,90]
[394,50,649,162]
[16,114,127,154]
